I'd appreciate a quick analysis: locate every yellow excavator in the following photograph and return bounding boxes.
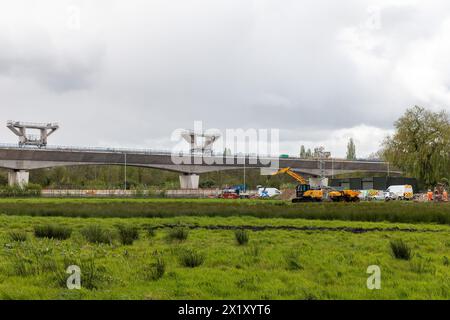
[273,167,322,202]
[273,167,360,203]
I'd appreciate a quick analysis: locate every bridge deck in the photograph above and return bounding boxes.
[0,144,396,175]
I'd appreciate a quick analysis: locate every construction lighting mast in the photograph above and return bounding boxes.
[7,121,59,148]
[314,146,331,188]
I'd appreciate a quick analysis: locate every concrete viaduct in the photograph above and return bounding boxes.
[0,144,398,189]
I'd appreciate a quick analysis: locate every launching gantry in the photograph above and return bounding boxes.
[7,120,59,148]
[181,129,221,155]
[179,129,221,189]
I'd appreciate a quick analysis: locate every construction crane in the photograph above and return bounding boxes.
[273,167,360,203]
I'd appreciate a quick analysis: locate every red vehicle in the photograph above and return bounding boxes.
[219,189,240,199]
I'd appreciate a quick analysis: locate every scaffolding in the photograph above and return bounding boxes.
[7,120,59,147]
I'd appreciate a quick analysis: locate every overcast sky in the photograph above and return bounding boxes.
[0,0,449,157]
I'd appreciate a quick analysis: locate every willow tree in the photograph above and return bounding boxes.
[382,106,450,187]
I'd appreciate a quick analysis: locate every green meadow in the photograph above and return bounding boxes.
[0,198,449,224]
[0,201,449,300]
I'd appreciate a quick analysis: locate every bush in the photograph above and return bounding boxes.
[235,229,249,245]
[81,225,113,244]
[390,239,412,260]
[179,249,205,268]
[167,227,189,241]
[24,183,43,197]
[117,225,139,245]
[8,231,28,242]
[34,224,72,240]
[199,179,216,188]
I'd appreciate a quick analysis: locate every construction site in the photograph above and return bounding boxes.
[1,120,447,204]
[2,0,450,304]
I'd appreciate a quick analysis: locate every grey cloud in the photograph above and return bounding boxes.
[0,35,104,92]
[0,0,449,157]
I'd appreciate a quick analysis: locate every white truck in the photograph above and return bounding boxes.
[384,185,414,201]
[257,187,282,198]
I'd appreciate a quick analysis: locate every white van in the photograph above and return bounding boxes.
[385,185,414,201]
[258,187,282,198]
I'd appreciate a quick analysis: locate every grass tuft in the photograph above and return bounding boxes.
[410,258,435,274]
[244,243,261,257]
[235,229,249,245]
[81,225,113,244]
[145,256,166,280]
[284,251,304,270]
[117,225,139,245]
[9,253,33,276]
[390,239,412,260]
[167,227,189,241]
[34,224,72,240]
[8,231,28,242]
[179,249,204,268]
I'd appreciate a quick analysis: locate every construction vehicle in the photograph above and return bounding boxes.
[328,189,361,202]
[272,167,322,202]
[257,187,282,198]
[272,167,360,203]
[384,185,414,201]
[219,189,240,199]
[219,184,250,199]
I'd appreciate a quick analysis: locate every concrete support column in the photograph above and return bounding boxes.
[179,174,199,189]
[8,170,30,187]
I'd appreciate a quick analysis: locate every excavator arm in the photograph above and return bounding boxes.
[272,167,322,202]
[272,167,308,185]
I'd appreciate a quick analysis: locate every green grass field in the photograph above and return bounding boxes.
[0,198,449,224]
[0,198,450,300]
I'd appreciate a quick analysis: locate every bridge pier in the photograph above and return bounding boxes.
[179,174,199,189]
[8,170,29,187]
